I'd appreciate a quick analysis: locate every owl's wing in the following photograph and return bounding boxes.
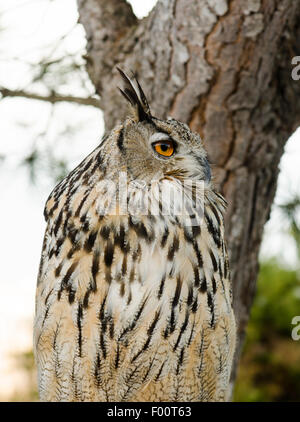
[34,139,116,400]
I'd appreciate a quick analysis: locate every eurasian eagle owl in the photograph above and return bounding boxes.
[34,69,236,402]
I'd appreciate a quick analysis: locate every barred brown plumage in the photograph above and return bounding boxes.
[34,69,236,402]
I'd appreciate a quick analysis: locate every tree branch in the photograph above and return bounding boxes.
[0,87,101,108]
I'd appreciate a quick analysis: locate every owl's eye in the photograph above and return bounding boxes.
[152,140,174,157]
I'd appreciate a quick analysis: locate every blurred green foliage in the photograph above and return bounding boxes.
[234,259,300,402]
[10,350,38,402]
[248,260,300,340]
[234,195,300,402]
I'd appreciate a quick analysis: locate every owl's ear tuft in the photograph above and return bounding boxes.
[117,67,151,122]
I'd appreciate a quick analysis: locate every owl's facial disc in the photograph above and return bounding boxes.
[120,119,211,185]
[147,125,211,183]
[116,69,211,184]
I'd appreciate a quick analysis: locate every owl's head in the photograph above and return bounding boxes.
[108,68,211,186]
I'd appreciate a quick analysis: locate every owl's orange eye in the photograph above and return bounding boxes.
[152,140,174,157]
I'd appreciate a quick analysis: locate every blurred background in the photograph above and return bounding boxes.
[0,0,299,402]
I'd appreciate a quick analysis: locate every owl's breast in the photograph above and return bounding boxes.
[35,198,236,402]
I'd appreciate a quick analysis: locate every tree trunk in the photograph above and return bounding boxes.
[77,0,300,389]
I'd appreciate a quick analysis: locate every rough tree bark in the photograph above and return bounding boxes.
[77,0,300,389]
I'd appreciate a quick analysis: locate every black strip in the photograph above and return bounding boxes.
[55,237,64,257]
[212,276,217,294]
[121,254,127,276]
[92,250,100,281]
[104,241,114,267]
[100,332,106,359]
[49,247,55,260]
[83,278,97,308]
[115,344,120,369]
[218,258,224,279]
[199,276,207,293]
[58,261,78,300]
[109,319,114,339]
[172,276,182,308]
[84,231,98,253]
[94,352,101,387]
[99,294,107,322]
[48,199,59,219]
[67,243,80,260]
[224,251,229,279]
[193,266,200,288]
[132,244,141,262]
[67,225,78,245]
[193,242,203,267]
[192,297,198,313]
[207,292,215,328]
[55,263,62,278]
[187,320,195,345]
[164,308,176,338]
[75,192,89,218]
[167,235,179,260]
[210,203,221,226]
[205,213,221,248]
[155,361,165,381]
[70,169,82,185]
[80,213,87,223]
[198,331,205,376]
[187,285,194,306]
[53,209,64,236]
[101,314,108,333]
[176,347,185,375]
[129,218,153,243]
[44,289,53,305]
[82,220,89,232]
[117,127,125,151]
[114,225,128,252]
[77,304,83,357]
[81,157,93,174]
[68,287,76,304]
[173,311,189,351]
[210,249,218,272]
[147,310,161,336]
[83,289,90,308]
[157,274,166,299]
[62,210,71,236]
[161,226,169,247]
[41,305,50,327]
[61,262,78,286]
[100,225,110,240]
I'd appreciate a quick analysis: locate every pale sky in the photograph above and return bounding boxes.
[0,0,299,399]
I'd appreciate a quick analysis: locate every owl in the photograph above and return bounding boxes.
[34,69,236,402]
